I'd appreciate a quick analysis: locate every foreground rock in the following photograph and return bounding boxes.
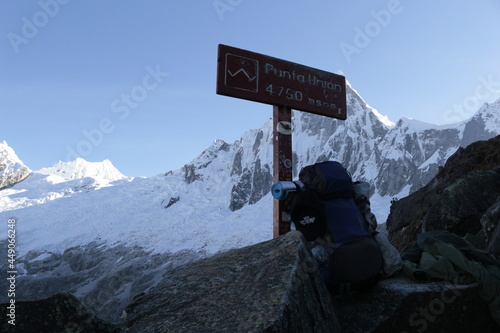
[333,275,498,332]
[124,231,339,332]
[387,135,500,253]
[1,292,119,332]
[2,231,498,331]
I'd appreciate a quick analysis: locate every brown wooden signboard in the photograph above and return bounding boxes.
[216,44,347,238]
[217,44,347,120]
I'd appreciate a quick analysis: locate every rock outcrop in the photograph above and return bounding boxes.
[386,135,500,253]
[2,230,498,332]
[332,276,498,333]
[1,292,119,332]
[124,231,339,332]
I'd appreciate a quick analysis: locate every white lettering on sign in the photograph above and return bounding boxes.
[264,63,342,92]
[307,74,343,91]
[265,84,303,102]
[264,63,306,83]
[308,98,341,113]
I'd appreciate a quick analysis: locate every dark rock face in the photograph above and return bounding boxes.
[332,276,498,333]
[387,135,500,251]
[182,163,202,184]
[230,159,273,211]
[229,129,274,212]
[461,108,498,147]
[229,167,252,211]
[482,198,500,257]
[124,231,340,332]
[1,293,119,333]
[0,154,30,190]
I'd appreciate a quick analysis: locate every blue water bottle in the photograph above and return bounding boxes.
[271,180,305,200]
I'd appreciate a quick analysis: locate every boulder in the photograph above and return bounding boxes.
[482,198,500,257]
[332,275,499,333]
[123,231,340,332]
[1,292,119,333]
[387,135,500,252]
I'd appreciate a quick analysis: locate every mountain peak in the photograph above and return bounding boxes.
[0,141,31,189]
[0,141,26,166]
[37,158,126,183]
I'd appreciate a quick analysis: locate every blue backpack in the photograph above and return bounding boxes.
[289,161,382,294]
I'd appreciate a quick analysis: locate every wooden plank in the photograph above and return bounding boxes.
[273,105,292,237]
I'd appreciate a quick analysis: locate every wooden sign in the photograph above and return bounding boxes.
[216,44,347,238]
[217,44,347,119]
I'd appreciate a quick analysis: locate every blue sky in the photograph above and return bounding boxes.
[1,0,500,177]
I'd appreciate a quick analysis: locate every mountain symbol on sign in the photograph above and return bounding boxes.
[227,68,257,82]
[225,53,259,92]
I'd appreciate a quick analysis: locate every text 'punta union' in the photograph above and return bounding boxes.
[264,63,342,92]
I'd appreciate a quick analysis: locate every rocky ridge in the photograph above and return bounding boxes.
[387,135,500,254]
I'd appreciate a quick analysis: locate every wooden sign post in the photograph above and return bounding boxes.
[216,44,347,238]
[273,105,293,236]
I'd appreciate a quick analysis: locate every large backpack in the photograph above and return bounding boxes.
[288,161,383,294]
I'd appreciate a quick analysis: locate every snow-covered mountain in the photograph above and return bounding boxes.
[37,158,126,183]
[0,141,30,190]
[0,81,498,323]
[224,82,499,213]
